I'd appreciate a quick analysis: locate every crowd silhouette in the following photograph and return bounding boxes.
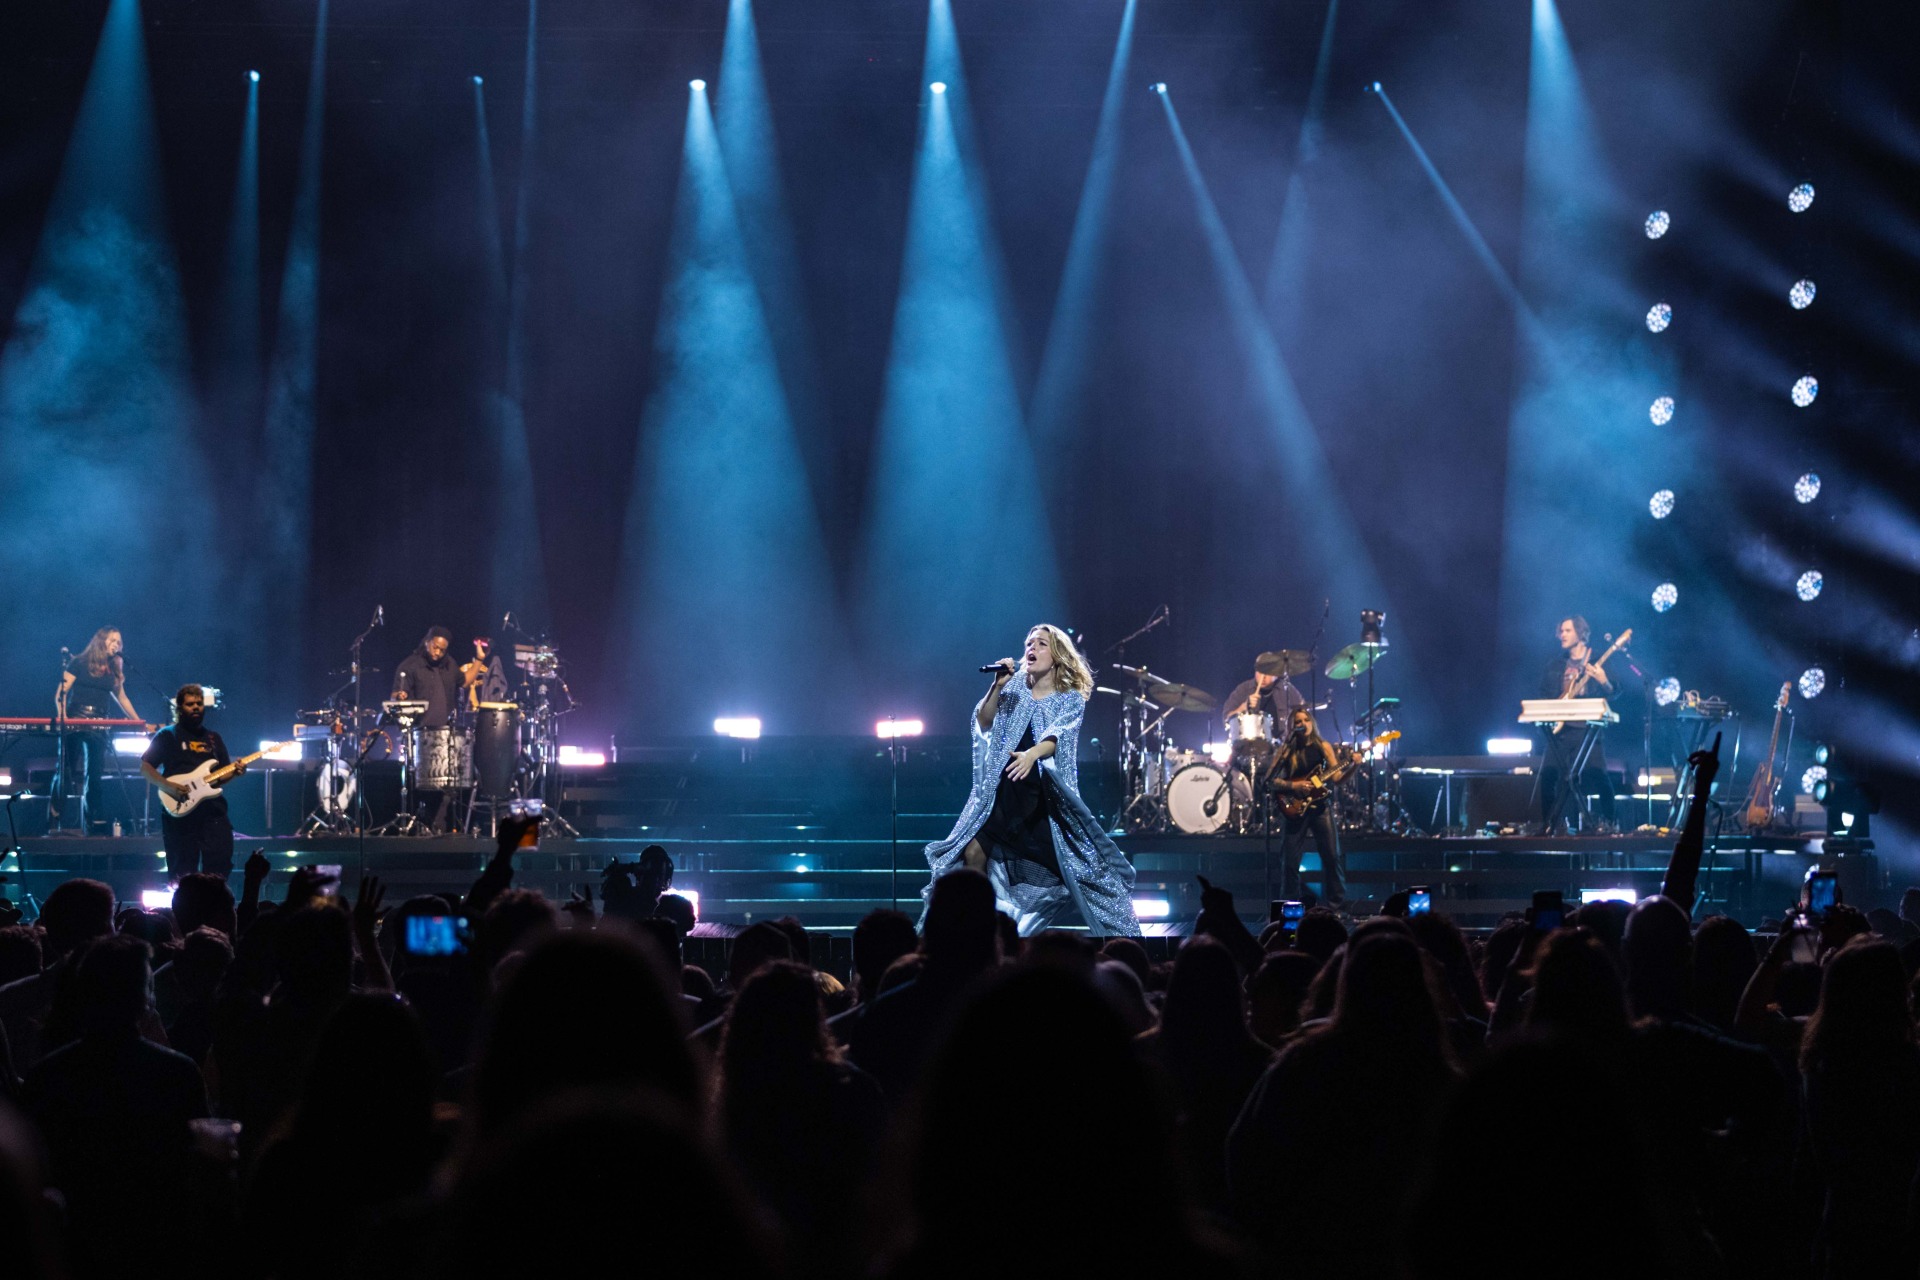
[0,749,1916,1279]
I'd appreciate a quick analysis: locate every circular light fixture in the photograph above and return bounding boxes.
[1152,82,1167,95]
[689,78,707,91]
[1802,764,1827,795]
[929,81,947,94]
[249,70,261,83]
[472,75,484,86]
[1792,375,1819,407]
[1650,396,1675,426]
[1646,303,1672,333]
[1654,677,1681,706]
[1788,183,1815,213]
[1651,582,1678,613]
[1794,473,1821,504]
[1795,570,1824,601]
[1814,743,1830,766]
[1798,667,1827,699]
[1645,210,1670,239]
[1789,279,1817,309]
[1649,489,1675,519]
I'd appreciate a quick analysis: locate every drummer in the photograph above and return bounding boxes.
[1223,656,1305,732]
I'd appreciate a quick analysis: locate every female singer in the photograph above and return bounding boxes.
[923,624,1140,936]
[56,626,139,721]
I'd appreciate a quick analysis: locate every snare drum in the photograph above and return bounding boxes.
[413,726,473,790]
[472,705,522,797]
[1166,762,1251,835]
[1226,712,1274,758]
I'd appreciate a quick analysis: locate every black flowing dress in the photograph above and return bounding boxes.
[974,725,1062,882]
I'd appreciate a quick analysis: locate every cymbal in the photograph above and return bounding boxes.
[1147,682,1218,713]
[1255,649,1313,677]
[1111,664,1170,685]
[1325,641,1389,680]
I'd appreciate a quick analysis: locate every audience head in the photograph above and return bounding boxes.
[474,931,697,1137]
[772,915,811,965]
[171,872,237,939]
[719,959,837,1107]
[1569,897,1631,957]
[68,934,152,1036]
[38,878,114,959]
[727,921,794,990]
[629,917,684,971]
[1688,915,1757,1031]
[1161,936,1247,1049]
[477,887,559,969]
[173,926,233,1001]
[1802,936,1913,1073]
[852,908,918,1003]
[1622,895,1693,1019]
[1293,907,1349,966]
[1248,950,1317,1047]
[290,993,436,1170]
[1526,927,1629,1043]
[652,891,696,934]
[1100,937,1154,991]
[1406,910,1487,1020]
[920,869,1000,976]
[0,925,42,985]
[1331,932,1450,1067]
[274,902,355,997]
[1092,958,1155,1035]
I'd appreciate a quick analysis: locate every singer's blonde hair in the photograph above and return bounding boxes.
[1027,624,1093,696]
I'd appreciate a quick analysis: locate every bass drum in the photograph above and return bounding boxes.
[472,704,522,798]
[1166,762,1250,835]
[413,726,472,791]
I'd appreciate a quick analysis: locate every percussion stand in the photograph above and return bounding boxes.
[370,712,431,837]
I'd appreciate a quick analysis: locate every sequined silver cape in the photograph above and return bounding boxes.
[922,680,1141,936]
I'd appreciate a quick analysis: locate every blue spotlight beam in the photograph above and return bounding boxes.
[0,0,214,692]
[859,7,1061,707]
[1262,0,1340,338]
[1027,0,1137,472]
[618,86,841,731]
[716,0,827,496]
[1156,91,1398,640]
[257,0,329,712]
[487,0,551,628]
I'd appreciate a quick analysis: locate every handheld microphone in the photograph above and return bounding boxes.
[979,663,1012,674]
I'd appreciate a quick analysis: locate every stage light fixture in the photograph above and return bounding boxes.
[1792,375,1818,406]
[1649,489,1675,519]
[1649,396,1674,425]
[1795,570,1823,601]
[1151,82,1166,95]
[141,889,173,910]
[557,745,607,767]
[1794,473,1821,503]
[472,75,483,86]
[1645,303,1671,333]
[1789,279,1817,309]
[1581,888,1638,905]
[929,81,946,94]
[1654,678,1681,706]
[249,70,260,83]
[1802,765,1827,795]
[257,740,302,762]
[113,734,152,756]
[714,717,762,739]
[1813,779,1829,803]
[1788,183,1815,212]
[1486,738,1533,756]
[689,78,706,91]
[1133,897,1172,919]
[1814,742,1830,765]
[1651,582,1678,612]
[1204,741,1233,764]
[876,718,925,739]
[1369,81,1381,92]
[1798,666,1826,699]
[1644,210,1669,238]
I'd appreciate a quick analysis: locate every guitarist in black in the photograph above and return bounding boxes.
[1272,707,1347,908]
[1538,615,1620,832]
[139,685,239,879]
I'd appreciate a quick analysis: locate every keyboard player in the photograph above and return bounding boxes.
[52,627,141,832]
[1538,615,1619,831]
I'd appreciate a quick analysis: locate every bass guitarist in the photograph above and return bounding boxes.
[1272,707,1347,908]
[140,684,241,879]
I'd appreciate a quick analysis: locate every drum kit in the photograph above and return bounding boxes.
[296,637,578,837]
[1110,631,1408,835]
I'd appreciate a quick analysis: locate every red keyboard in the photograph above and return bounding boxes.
[0,717,151,733]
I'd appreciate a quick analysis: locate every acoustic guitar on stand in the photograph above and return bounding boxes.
[158,742,294,819]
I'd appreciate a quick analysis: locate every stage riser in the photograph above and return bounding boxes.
[3,835,1866,929]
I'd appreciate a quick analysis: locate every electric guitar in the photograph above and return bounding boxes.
[1276,732,1400,818]
[1552,628,1632,734]
[1742,682,1793,831]
[158,742,293,819]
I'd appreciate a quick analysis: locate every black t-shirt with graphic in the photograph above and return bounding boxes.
[141,725,232,818]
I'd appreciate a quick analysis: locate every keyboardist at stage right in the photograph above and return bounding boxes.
[1538,614,1620,831]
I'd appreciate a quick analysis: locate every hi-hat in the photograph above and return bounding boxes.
[1325,641,1389,680]
[1146,682,1218,713]
[1255,649,1313,677]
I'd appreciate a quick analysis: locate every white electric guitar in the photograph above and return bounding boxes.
[158,742,292,819]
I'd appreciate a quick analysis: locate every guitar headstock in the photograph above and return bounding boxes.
[1776,681,1791,709]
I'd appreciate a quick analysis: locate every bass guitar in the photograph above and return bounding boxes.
[1741,682,1792,831]
[1276,732,1400,818]
[158,742,294,819]
[1553,628,1632,733]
